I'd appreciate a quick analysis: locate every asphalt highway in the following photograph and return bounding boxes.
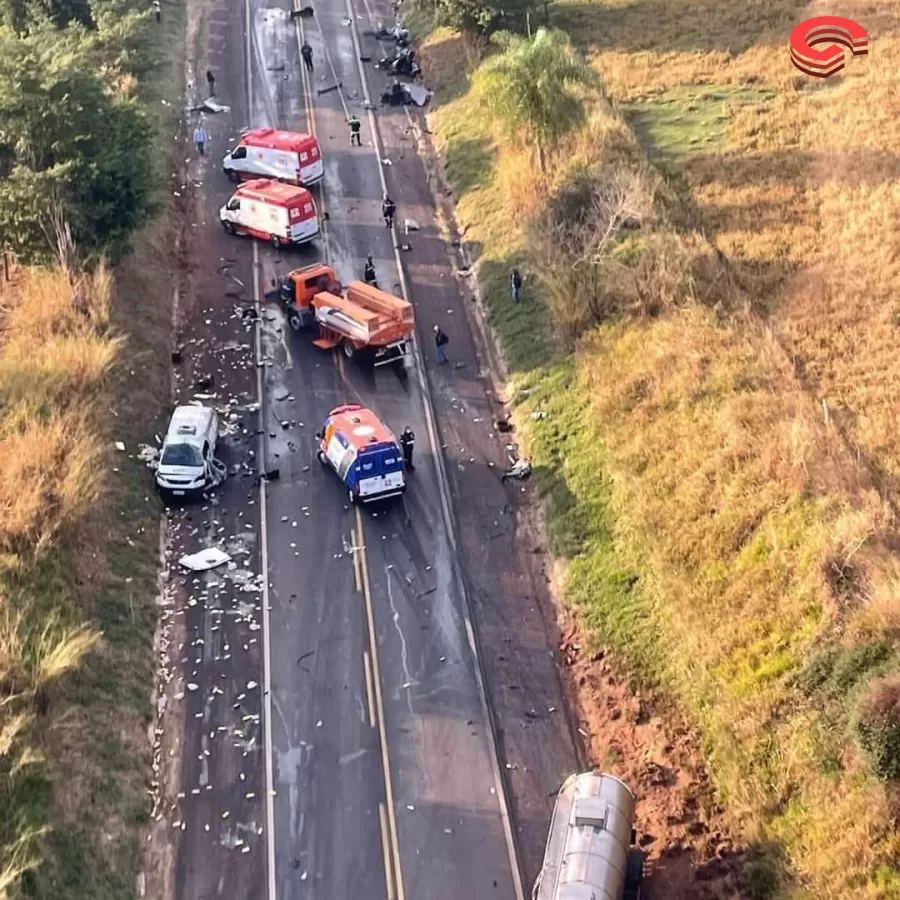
[167,0,581,894]
[170,0,526,897]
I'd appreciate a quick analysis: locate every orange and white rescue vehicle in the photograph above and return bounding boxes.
[278,263,414,367]
[219,179,319,248]
[316,404,406,504]
[222,128,324,186]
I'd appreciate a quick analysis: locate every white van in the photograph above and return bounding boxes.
[222,128,324,186]
[156,405,220,499]
[220,178,319,248]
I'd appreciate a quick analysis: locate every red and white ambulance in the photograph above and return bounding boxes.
[219,179,319,248]
[222,128,324,186]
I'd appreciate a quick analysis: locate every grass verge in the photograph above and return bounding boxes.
[0,6,184,899]
[419,5,900,897]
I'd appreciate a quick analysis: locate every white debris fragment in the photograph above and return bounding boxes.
[179,548,232,571]
[115,441,126,451]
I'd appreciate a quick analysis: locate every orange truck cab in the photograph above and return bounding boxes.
[278,263,415,367]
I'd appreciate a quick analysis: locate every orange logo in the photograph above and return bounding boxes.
[790,16,868,78]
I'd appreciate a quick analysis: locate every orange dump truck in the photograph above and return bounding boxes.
[278,263,414,367]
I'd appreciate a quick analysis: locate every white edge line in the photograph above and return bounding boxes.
[343,4,527,898]
[242,0,278,895]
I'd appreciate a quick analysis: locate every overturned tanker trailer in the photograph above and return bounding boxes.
[533,772,645,900]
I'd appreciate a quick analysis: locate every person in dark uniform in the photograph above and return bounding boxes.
[400,426,415,470]
[382,193,396,229]
[363,255,377,287]
[348,115,362,146]
[300,42,314,72]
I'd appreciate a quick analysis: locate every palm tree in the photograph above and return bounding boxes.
[474,27,598,175]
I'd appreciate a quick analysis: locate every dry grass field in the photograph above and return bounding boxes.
[420,1,900,896]
[0,8,183,898]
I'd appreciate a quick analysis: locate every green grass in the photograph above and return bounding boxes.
[621,85,777,167]
[420,11,900,897]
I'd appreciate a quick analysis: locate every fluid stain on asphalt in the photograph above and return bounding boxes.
[275,743,311,843]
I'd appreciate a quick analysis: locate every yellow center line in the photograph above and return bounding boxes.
[363,649,377,729]
[378,802,397,900]
[352,524,363,592]
[294,2,331,267]
[356,505,406,900]
[295,6,403,898]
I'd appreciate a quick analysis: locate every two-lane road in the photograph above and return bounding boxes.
[245,0,523,898]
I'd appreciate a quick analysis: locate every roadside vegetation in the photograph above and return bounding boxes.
[0,0,180,896]
[413,0,900,896]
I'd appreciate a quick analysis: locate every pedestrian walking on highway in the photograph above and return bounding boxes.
[153,0,160,22]
[382,193,396,229]
[300,42,314,72]
[400,426,415,471]
[206,69,216,96]
[348,115,362,147]
[510,267,523,304]
[433,324,449,365]
[193,121,209,156]
[363,255,378,287]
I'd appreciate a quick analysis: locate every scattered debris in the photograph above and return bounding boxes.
[179,547,232,572]
[190,99,231,114]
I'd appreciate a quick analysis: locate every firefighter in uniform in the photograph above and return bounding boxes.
[382,193,396,229]
[363,255,377,287]
[348,115,362,146]
[400,426,415,471]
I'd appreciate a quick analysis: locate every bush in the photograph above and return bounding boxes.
[856,674,900,781]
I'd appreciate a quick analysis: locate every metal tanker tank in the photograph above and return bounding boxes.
[533,772,645,900]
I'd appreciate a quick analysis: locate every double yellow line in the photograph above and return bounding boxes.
[294,4,404,897]
[352,508,406,900]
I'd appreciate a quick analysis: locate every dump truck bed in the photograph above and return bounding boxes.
[312,290,410,348]
[345,281,414,329]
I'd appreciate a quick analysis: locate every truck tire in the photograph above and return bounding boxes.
[223,221,235,234]
[625,849,645,889]
[316,450,327,465]
[226,169,240,183]
[348,489,358,506]
[288,310,303,332]
[271,235,281,249]
[341,339,355,360]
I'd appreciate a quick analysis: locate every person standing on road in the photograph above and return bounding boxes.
[382,193,396,229]
[400,426,415,471]
[510,267,523,304]
[300,42,314,72]
[153,0,160,22]
[193,121,209,156]
[363,255,377,287]
[433,324,449,365]
[206,69,215,96]
[348,115,362,147]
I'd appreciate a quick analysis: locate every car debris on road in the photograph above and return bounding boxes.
[179,547,232,571]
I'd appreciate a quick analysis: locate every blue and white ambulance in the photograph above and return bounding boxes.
[316,404,406,504]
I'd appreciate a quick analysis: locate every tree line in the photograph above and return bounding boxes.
[0,0,162,267]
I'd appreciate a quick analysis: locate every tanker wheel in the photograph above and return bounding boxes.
[342,339,355,360]
[288,311,303,332]
[625,849,645,889]
[223,221,235,235]
[271,235,281,249]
